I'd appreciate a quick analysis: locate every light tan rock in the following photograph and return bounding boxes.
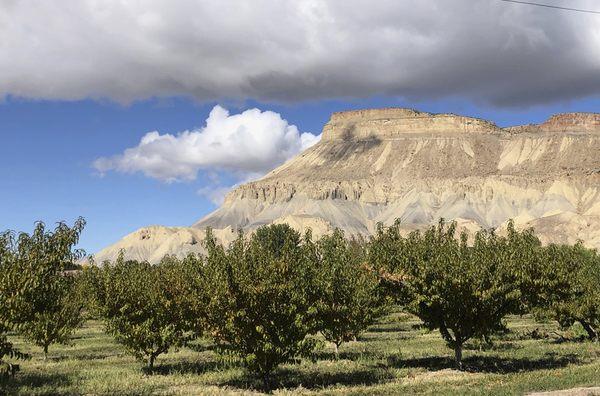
[93,109,600,263]
[91,226,238,264]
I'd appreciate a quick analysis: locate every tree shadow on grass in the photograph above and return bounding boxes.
[357,333,410,343]
[388,352,580,374]
[147,358,242,376]
[514,329,590,344]
[1,371,72,393]
[224,365,393,393]
[47,348,127,362]
[367,323,411,333]
[316,351,366,362]
[314,349,393,362]
[549,335,590,344]
[464,341,523,352]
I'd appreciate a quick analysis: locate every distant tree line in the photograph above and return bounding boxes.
[1,218,598,389]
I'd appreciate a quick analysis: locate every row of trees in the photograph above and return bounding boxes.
[1,218,599,387]
[369,220,600,368]
[0,219,86,377]
[81,226,387,387]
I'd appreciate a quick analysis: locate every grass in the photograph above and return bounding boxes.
[2,312,599,395]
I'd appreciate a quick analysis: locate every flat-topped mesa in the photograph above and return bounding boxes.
[505,112,600,134]
[95,106,600,263]
[321,108,500,141]
[540,113,600,132]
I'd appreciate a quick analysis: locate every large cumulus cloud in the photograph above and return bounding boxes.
[94,105,320,183]
[1,0,599,106]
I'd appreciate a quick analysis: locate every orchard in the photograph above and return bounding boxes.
[1,218,599,392]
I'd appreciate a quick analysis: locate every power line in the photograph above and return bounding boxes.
[498,0,600,14]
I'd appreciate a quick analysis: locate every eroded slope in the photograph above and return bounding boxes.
[94,108,600,263]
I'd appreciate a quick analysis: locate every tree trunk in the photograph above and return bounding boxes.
[454,344,463,370]
[148,354,156,371]
[333,342,339,359]
[262,372,271,392]
[6,363,20,378]
[484,334,492,346]
[43,345,49,361]
[580,320,598,342]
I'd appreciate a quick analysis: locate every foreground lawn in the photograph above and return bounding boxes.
[3,313,600,395]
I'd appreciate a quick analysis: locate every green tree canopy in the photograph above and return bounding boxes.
[542,243,600,341]
[0,218,86,369]
[89,255,200,370]
[203,224,319,388]
[0,230,28,377]
[369,220,542,369]
[314,230,388,355]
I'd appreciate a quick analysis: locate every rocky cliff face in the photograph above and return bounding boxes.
[93,109,600,263]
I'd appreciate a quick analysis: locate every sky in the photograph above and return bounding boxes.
[1,0,599,253]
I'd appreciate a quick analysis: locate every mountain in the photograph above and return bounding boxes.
[92,108,600,263]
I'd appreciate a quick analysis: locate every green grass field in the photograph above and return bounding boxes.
[3,311,599,395]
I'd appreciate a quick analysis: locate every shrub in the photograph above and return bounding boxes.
[20,276,85,359]
[91,255,200,370]
[0,231,28,378]
[314,230,388,356]
[204,225,319,388]
[369,220,540,369]
[0,219,86,365]
[542,243,600,341]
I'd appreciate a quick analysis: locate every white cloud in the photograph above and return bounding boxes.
[1,0,599,106]
[94,105,320,183]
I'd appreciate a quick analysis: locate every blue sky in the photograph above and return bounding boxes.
[1,0,599,253]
